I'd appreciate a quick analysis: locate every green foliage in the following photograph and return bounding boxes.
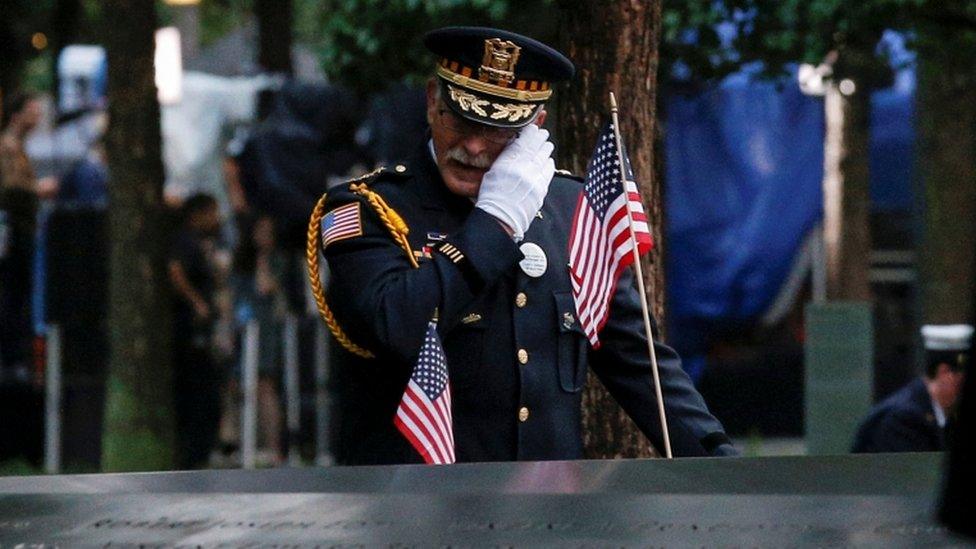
[727,0,908,79]
[22,51,54,93]
[101,375,174,472]
[907,1,976,60]
[0,459,41,477]
[295,0,555,93]
[661,0,743,83]
[1,0,56,90]
[662,0,976,85]
[197,0,253,46]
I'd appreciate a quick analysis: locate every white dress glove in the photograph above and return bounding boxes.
[475,124,555,240]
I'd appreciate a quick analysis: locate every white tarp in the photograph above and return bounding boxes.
[161,71,274,211]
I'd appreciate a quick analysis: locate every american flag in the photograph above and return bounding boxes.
[568,122,653,348]
[394,320,455,464]
[321,202,362,248]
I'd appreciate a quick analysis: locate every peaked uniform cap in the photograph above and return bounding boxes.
[424,26,575,128]
[921,324,974,351]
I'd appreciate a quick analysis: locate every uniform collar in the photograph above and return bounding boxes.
[915,377,947,428]
[932,396,947,428]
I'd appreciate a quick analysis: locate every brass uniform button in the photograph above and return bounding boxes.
[517,349,529,365]
[518,407,530,422]
[515,292,527,308]
[394,164,407,173]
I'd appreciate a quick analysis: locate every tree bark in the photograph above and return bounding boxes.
[101,0,174,471]
[256,0,293,75]
[51,0,82,109]
[822,52,872,302]
[556,0,663,459]
[0,7,27,97]
[172,4,201,63]
[916,46,976,324]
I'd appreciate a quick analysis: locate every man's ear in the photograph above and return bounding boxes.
[426,78,440,124]
[534,108,548,127]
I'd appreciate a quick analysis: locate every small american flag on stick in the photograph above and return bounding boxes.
[568,121,653,348]
[394,319,455,464]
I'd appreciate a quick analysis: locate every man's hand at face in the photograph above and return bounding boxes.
[474,124,555,240]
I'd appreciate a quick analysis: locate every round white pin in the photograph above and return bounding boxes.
[518,242,548,278]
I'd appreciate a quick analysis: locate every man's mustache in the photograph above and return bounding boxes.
[445,147,493,169]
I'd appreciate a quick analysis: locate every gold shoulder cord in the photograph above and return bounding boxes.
[306,179,419,359]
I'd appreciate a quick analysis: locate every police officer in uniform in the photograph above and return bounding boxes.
[852,324,971,453]
[313,27,735,464]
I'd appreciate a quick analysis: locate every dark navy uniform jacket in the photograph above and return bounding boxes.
[323,142,735,464]
[851,377,945,453]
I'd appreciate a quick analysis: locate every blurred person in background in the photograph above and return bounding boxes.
[0,91,58,382]
[55,111,108,208]
[209,233,238,466]
[215,141,251,463]
[853,324,971,453]
[168,193,223,469]
[233,215,286,466]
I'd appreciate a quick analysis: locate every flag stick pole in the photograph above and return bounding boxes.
[609,91,673,459]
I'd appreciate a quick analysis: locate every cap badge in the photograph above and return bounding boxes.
[480,38,521,84]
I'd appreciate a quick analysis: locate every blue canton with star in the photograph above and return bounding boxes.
[584,123,629,220]
[414,323,449,400]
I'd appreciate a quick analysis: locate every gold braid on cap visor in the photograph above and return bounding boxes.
[436,65,552,102]
[447,85,537,123]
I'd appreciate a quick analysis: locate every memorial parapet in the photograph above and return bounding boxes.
[0,453,962,547]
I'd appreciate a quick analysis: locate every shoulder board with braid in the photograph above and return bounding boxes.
[555,168,583,182]
[306,165,416,359]
[345,165,386,185]
[341,162,412,188]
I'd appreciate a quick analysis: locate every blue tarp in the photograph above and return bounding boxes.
[664,52,915,381]
[870,67,916,212]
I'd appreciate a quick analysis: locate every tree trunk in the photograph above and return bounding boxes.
[172,4,201,63]
[556,0,663,459]
[0,9,27,97]
[51,0,82,109]
[256,0,293,75]
[916,47,976,324]
[822,53,872,302]
[101,0,174,472]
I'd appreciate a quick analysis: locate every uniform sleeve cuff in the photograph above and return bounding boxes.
[701,432,737,456]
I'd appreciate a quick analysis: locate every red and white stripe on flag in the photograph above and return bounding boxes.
[394,321,455,464]
[568,122,653,349]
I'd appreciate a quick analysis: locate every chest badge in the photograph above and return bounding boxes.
[518,242,548,278]
[562,312,575,330]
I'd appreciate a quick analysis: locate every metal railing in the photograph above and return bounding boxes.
[44,325,62,474]
[42,314,333,472]
[238,314,330,469]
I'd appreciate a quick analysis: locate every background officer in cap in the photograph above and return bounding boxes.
[852,324,972,453]
[315,27,734,464]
